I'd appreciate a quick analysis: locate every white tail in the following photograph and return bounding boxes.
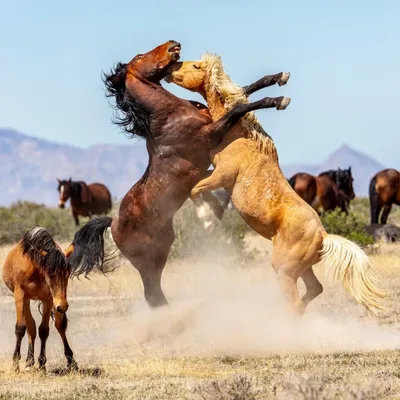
[320,234,386,314]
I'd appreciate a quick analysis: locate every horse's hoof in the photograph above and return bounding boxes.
[68,360,79,372]
[277,97,291,110]
[24,365,34,371]
[278,72,290,86]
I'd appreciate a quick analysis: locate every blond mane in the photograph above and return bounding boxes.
[201,53,278,158]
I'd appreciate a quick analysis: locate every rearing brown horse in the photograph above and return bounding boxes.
[57,179,112,226]
[369,168,400,224]
[66,40,290,307]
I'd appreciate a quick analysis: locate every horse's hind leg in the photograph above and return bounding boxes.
[12,288,27,372]
[133,220,175,308]
[381,204,392,225]
[24,303,36,369]
[38,300,52,371]
[54,311,78,371]
[300,268,323,310]
[72,210,80,226]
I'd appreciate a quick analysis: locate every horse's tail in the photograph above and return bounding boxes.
[68,216,114,278]
[320,234,386,314]
[288,174,297,189]
[369,175,379,224]
[20,227,68,273]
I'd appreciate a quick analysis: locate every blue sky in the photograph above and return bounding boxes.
[1,1,399,166]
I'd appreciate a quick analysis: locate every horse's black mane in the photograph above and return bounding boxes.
[319,168,353,191]
[21,227,69,275]
[103,62,150,139]
[58,180,85,199]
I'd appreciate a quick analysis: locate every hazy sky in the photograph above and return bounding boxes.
[1,1,399,166]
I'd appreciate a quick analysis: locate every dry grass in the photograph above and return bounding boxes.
[0,236,399,399]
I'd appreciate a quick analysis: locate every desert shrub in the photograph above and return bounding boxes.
[320,208,374,246]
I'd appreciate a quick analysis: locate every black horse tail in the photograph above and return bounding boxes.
[288,174,297,189]
[20,227,68,275]
[68,217,113,278]
[369,175,379,224]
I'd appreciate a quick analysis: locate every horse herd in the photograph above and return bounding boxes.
[2,40,396,373]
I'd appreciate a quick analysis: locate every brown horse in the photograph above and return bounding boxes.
[2,227,77,372]
[57,178,112,226]
[166,54,385,315]
[288,168,355,213]
[369,168,400,224]
[65,41,290,308]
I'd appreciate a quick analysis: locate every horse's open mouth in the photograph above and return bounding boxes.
[168,43,181,61]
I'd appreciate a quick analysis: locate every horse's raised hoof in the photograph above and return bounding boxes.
[278,72,290,86]
[277,97,291,110]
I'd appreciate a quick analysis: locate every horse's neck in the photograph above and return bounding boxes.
[205,90,242,142]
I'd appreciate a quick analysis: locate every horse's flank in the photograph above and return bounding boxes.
[201,53,278,159]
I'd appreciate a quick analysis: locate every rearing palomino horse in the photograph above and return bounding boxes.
[166,54,385,314]
[66,41,291,307]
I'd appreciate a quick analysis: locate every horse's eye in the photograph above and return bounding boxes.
[193,64,200,70]
[137,55,143,60]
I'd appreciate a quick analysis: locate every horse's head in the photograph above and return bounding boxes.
[57,178,72,209]
[127,40,181,83]
[165,60,206,94]
[337,167,355,200]
[45,266,70,314]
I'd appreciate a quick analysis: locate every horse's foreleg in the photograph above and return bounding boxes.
[24,303,36,369]
[12,289,27,372]
[72,210,79,226]
[205,96,291,142]
[243,72,290,96]
[38,300,52,371]
[191,171,230,230]
[54,311,78,371]
[381,204,392,225]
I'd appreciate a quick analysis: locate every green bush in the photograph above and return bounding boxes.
[320,208,374,246]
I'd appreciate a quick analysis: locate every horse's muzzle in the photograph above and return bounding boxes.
[56,303,69,314]
[168,41,181,61]
[58,201,65,209]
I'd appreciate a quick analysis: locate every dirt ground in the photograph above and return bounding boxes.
[0,235,399,399]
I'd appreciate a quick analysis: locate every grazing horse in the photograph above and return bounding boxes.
[288,167,355,213]
[166,54,385,314]
[2,227,77,372]
[369,168,400,224]
[66,41,290,308]
[57,178,112,226]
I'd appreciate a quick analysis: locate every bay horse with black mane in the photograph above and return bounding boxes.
[369,168,400,224]
[66,40,290,308]
[57,178,112,226]
[288,167,355,214]
[2,227,77,372]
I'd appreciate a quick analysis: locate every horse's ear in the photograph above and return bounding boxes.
[57,178,60,183]
[349,166,352,172]
[68,177,72,183]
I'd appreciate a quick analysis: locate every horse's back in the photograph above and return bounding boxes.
[88,183,112,213]
[290,172,317,205]
[373,169,400,203]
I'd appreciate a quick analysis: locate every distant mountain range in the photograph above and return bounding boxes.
[0,128,386,206]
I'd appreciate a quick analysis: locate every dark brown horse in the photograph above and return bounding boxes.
[66,40,290,308]
[57,179,112,226]
[369,168,400,224]
[288,167,355,213]
[2,227,77,372]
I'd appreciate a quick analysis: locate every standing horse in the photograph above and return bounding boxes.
[2,227,77,372]
[288,167,355,213]
[166,54,385,314]
[66,41,291,308]
[57,178,112,226]
[369,168,400,224]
